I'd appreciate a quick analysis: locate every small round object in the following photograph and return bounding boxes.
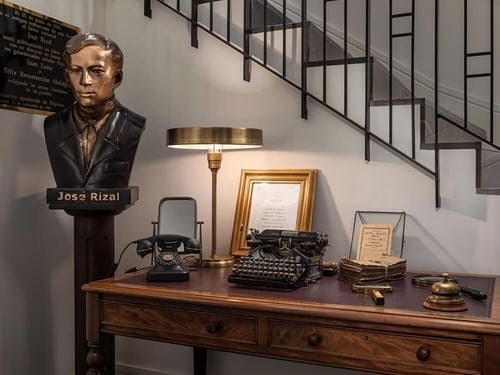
[416,345,431,361]
[206,322,223,334]
[307,333,322,346]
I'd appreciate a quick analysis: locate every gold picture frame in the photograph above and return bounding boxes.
[230,169,317,257]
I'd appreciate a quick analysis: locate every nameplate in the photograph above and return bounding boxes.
[46,187,139,211]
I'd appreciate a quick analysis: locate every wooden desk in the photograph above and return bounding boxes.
[83,268,500,375]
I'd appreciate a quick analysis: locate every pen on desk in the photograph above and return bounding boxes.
[460,285,488,301]
[411,275,488,301]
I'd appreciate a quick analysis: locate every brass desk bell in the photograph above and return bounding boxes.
[423,274,468,312]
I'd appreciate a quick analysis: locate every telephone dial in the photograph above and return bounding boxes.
[136,234,201,282]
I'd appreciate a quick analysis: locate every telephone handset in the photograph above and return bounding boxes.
[139,234,201,282]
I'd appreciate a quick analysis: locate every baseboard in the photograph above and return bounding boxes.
[116,363,173,375]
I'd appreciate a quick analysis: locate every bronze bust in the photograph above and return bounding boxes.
[44,33,145,188]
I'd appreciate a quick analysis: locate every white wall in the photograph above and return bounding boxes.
[0,2,105,375]
[1,0,500,374]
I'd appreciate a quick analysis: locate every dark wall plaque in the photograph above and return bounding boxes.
[0,1,79,115]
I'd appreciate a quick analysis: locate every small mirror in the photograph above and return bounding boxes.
[158,197,197,251]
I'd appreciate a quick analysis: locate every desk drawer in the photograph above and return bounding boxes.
[269,320,481,373]
[102,301,257,345]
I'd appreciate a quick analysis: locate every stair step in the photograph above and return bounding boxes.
[476,187,500,195]
[478,147,500,189]
[305,56,368,68]
[306,22,353,64]
[421,122,486,150]
[432,142,481,150]
[371,59,412,102]
[392,12,413,18]
[246,0,296,34]
[247,21,302,34]
[420,109,489,148]
[370,98,424,107]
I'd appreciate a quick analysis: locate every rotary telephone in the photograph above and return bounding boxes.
[136,234,201,282]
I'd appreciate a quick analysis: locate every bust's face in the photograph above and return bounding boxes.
[66,45,121,108]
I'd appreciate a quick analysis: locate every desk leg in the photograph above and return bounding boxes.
[193,347,207,375]
[86,292,105,375]
[86,345,105,375]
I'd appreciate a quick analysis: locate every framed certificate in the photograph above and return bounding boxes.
[230,169,317,257]
[356,224,393,260]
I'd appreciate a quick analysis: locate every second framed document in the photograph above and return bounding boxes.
[230,169,317,257]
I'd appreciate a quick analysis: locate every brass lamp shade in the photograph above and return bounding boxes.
[167,127,263,149]
[166,127,263,267]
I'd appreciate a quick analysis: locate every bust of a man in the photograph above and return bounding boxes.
[44,33,145,188]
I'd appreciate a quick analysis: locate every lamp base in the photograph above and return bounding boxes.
[202,254,234,268]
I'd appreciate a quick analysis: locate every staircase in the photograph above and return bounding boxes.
[144,0,499,207]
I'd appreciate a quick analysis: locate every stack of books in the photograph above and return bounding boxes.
[338,255,407,283]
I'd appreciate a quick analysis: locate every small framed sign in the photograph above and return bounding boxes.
[356,224,393,260]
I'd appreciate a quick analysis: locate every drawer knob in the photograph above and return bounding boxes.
[307,333,322,346]
[416,345,431,361]
[206,322,223,334]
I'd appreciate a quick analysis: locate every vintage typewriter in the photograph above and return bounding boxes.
[228,229,328,290]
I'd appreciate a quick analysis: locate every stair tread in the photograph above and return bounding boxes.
[476,187,500,195]
[306,22,352,63]
[247,21,301,34]
[370,98,424,106]
[305,56,368,67]
[248,0,295,32]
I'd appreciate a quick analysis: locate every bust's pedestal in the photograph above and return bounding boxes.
[47,187,139,375]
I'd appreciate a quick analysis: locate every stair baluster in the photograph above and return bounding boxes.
[144,0,152,18]
[322,1,327,104]
[243,0,252,82]
[301,0,308,119]
[365,0,371,162]
[263,0,268,65]
[434,0,441,207]
[282,0,287,78]
[226,0,231,43]
[191,0,199,48]
[343,0,348,116]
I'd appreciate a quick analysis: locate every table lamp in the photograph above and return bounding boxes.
[167,127,263,267]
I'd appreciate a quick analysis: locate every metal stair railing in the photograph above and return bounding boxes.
[144,0,498,207]
[463,0,494,141]
[434,0,497,206]
[144,0,435,186]
[389,0,415,158]
[301,0,308,119]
